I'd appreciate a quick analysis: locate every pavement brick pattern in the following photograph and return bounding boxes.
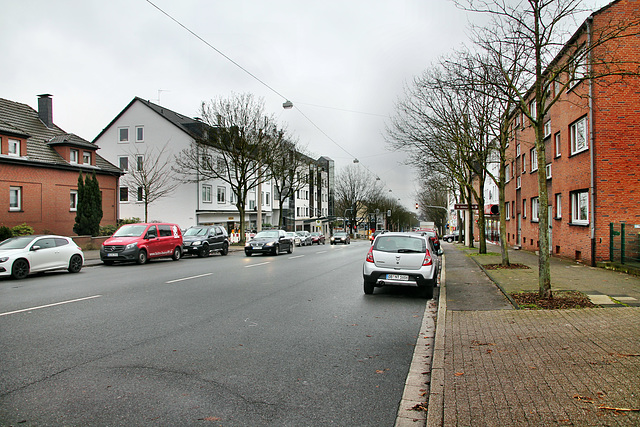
[443,307,640,426]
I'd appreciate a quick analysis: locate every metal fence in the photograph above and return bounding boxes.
[609,222,640,265]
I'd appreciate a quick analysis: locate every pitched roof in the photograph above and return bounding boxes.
[0,97,121,175]
[92,97,209,143]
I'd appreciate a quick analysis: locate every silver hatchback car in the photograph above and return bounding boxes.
[362,232,440,298]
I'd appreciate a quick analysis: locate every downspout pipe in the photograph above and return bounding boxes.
[588,16,596,267]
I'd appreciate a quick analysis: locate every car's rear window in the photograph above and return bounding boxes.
[374,236,425,253]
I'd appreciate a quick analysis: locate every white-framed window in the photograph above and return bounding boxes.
[505,164,510,182]
[529,99,536,119]
[217,186,226,203]
[199,184,211,203]
[546,163,552,179]
[70,149,79,164]
[8,139,20,156]
[118,127,129,143]
[572,48,588,84]
[516,144,521,157]
[516,176,521,189]
[530,148,538,171]
[136,155,144,171]
[554,132,561,157]
[531,197,539,221]
[137,187,143,202]
[9,186,22,211]
[119,187,129,202]
[571,190,589,224]
[265,192,270,206]
[505,201,511,220]
[544,121,551,138]
[521,152,526,172]
[522,199,527,218]
[83,151,91,165]
[118,156,129,172]
[570,116,588,155]
[249,200,256,210]
[555,193,562,219]
[135,126,144,142]
[70,190,78,211]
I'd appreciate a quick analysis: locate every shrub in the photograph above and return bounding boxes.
[99,224,118,236]
[11,223,34,236]
[0,226,12,241]
[118,217,142,226]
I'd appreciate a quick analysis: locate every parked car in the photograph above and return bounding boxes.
[295,231,312,246]
[363,232,440,299]
[100,223,183,265]
[310,232,325,245]
[423,229,441,251]
[369,230,385,244]
[245,230,294,256]
[182,225,229,257]
[442,230,460,243]
[330,232,350,245]
[285,232,301,247]
[0,235,84,279]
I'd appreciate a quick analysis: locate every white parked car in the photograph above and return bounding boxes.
[0,235,84,279]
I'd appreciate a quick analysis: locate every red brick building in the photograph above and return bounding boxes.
[0,95,122,236]
[503,0,640,265]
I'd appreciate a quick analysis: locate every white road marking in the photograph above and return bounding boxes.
[317,251,327,254]
[166,273,213,283]
[0,295,102,317]
[246,262,270,268]
[289,255,305,259]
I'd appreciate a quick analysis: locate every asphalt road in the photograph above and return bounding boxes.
[0,240,430,426]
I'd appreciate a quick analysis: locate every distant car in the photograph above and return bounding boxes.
[330,232,350,245]
[285,232,301,247]
[0,235,84,279]
[295,231,312,246]
[182,225,229,257]
[442,230,459,243]
[423,229,441,251]
[245,230,294,256]
[101,223,183,265]
[310,232,325,245]
[363,232,440,299]
[369,230,385,244]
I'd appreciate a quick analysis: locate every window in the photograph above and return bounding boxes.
[521,152,526,172]
[70,190,78,211]
[571,190,589,224]
[516,176,521,189]
[118,156,129,172]
[265,192,270,206]
[522,199,527,218]
[119,127,129,142]
[8,139,20,156]
[199,185,211,203]
[529,99,536,119]
[516,144,521,157]
[505,164,510,182]
[9,186,22,211]
[531,197,539,221]
[505,201,511,220]
[544,121,551,139]
[119,187,129,202]
[217,157,226,172]
[570,116,588,155]
[70,149,79,164]
[137,187,143,202]
[83,151,91,165]
[136,155,144,171]
[217,186,226,203]
[530,148,538,171]
[546,163,552,179]
[135,126,144,142]
[555,193,562,218]
[554,132,561,157]
[572,49,588,84]
[511,201,515,218]
[249,200,256,210]
[158,225,173,237]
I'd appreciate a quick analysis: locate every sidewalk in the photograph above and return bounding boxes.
[424,243,640,426]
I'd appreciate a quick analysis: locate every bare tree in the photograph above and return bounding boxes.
[175,93,276,244]
[122,143,180,222]
[334,164,380,235]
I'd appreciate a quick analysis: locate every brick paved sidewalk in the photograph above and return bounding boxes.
[440,308,640,426]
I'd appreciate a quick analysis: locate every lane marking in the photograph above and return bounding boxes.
[246,262,270,268]
[166,273,213,284]
[0,295,102,317]
[289,255,305,259]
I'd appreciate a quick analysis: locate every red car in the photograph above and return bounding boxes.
[310,232,326,245]
[423,229,441,252]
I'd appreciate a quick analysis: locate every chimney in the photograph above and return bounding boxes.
[38,94,53,128]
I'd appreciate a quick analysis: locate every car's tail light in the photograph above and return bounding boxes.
[423,249,432,266]
[366,246,374,263]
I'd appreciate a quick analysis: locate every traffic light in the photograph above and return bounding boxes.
[415,203,419,210]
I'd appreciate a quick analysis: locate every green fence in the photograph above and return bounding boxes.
[609,222,640,266]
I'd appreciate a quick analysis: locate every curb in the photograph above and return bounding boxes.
[426,256,446,427]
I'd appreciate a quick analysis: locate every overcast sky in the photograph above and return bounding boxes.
[2,0,610,210]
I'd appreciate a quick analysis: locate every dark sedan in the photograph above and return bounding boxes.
[330,232,350,245]
[245,230,294,256]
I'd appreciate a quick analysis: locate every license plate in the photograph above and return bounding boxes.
[107,253,119,257]
[252,244,262,249]
[386,274,409,280]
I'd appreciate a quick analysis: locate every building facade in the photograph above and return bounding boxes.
[0,95,121,236]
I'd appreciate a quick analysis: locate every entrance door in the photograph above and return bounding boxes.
[517,214,522,246]
[548,206,553,254]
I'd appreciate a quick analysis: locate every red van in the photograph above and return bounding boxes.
[100,223,183,265]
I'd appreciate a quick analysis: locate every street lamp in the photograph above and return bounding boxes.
[282,100,293,109]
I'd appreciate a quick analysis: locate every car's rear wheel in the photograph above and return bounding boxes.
[172,247,182,261]
[363,280,375,295]
[221,242,229,256]
[11,259,30,279]
[68,254,83,273]
[287,243,293,254]
[198,244,210,258]
[136,249,148,265]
